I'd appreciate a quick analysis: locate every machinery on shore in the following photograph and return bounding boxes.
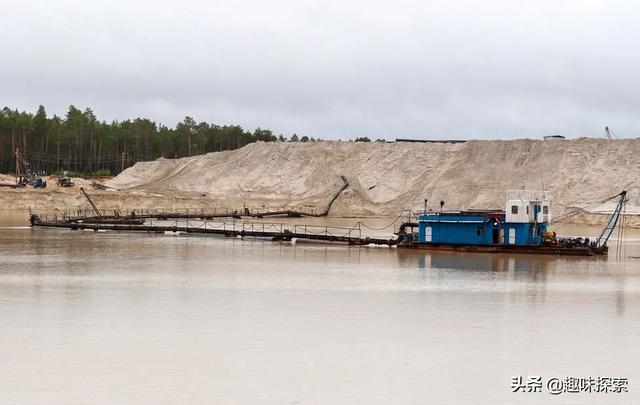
[57,171,74,187]
[15,149,36,187]
[11,149,48,188]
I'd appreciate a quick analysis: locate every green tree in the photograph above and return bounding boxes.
[0,104,325,175]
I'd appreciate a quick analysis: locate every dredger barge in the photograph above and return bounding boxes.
[399,190,628,256]
[29,189,628,257]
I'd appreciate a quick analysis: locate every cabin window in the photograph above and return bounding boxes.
[543,206,549,214]
[476,227,484,236]
[511,205,518,214]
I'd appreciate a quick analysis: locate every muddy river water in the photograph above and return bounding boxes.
[1,210,639,404]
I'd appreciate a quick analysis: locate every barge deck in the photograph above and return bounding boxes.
[399,242,602,256]
[30,214,606,256]
[28,189,626,257]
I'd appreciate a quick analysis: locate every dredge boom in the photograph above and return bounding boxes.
[595,190,627,248]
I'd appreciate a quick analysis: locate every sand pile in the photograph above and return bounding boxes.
[0,174,17,184]
[106,139,640,224]
[3,139,638,226]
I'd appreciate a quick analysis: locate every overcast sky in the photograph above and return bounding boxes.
[1,0,638,139]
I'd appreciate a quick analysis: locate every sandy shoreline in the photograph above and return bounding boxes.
[2,139,639,227]
[1,175,637,228]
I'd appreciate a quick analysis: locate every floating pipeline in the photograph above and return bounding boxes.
[30,213,614,256]
[29,214,401,246]
[29,187,627,257]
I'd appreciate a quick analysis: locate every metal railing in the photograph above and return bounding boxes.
[32,205,321,221]
[35,212,365,240]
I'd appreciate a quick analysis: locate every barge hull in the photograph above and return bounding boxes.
[398,242,600,256]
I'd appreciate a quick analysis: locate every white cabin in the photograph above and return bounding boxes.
[505,190,550,224]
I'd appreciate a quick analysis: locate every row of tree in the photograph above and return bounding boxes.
[0,105,336,176]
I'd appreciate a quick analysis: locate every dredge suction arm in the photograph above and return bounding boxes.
[80,187,102,217]
[596,190,627,248]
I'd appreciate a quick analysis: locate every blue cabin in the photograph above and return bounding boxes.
[417,190,550,246]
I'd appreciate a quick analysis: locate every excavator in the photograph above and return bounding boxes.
[14,149,33,187]
[13,149,48,188]
[57,171,75,187]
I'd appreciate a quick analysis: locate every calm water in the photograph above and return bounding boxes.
[1,211,640,404]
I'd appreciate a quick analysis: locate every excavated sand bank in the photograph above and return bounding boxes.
[107,139,640,224]
[2,139,639,227]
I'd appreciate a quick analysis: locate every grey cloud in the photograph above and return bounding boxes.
[1,0,638,139]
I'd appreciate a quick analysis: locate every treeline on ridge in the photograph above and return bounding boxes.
[0,105,330,176]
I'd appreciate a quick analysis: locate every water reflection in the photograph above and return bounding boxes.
[2,220,640,404]
[402,250,556,272]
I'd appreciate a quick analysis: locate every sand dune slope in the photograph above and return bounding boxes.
[107,139,640,219]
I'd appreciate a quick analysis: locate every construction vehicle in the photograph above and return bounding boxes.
[14,149,35,187]
[57,171,75,187]
[33,175,47,188]
[13,149,49,188]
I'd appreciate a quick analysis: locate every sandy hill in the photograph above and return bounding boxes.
[106,139,640,220]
